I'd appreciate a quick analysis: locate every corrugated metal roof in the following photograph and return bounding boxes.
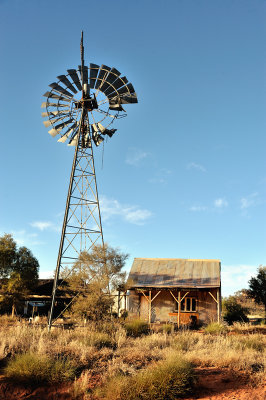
[127,258,221,288]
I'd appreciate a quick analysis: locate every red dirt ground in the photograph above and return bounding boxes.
[188,367,265,400]
[0,368,265,399]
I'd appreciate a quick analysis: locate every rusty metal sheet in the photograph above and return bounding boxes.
[127,258,221,289]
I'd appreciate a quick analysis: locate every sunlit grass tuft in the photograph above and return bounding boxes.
[5,352,76,384]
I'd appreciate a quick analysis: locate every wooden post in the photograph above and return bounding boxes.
[217,288,220,323]
[117,290,120,317]
[208,291,219,323]
[177,291,181,329]
[148,290,151,324]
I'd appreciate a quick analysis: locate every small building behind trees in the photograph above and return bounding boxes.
[127,258,221,327]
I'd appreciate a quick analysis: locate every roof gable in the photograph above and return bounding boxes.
[127,258,221,288]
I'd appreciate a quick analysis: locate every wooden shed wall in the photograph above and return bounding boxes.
[128,289,218,324]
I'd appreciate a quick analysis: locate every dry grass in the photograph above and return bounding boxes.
[95,355,195,400]
[0,316,265,398]
[5,352,76,384]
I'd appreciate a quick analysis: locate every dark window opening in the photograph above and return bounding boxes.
[180,297,197,312]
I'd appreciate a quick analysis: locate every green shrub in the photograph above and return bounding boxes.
[5,352,76,384]
[124,319,149,337]
[223,296,249,325]
[96,356,195,400]
[204,322,227,335]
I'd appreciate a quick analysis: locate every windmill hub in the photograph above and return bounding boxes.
[74,93,98,111]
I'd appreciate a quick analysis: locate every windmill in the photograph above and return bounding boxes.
[41,32,137,329]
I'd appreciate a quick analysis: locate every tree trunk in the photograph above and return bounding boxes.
[11,303,15,318]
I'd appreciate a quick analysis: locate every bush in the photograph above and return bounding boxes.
[124,319,149,337]
[204,322,227,335]
[96,356,195,400]
[5,352,76,384]
[223,296,249,325]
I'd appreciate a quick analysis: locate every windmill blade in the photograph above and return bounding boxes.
[43,115,66,128]
[42,110,68,118]
[104,76,128,97]
[106,68,121,84]
[68,132,79,146]
[43,120,53,127]
[109,104,125,111]
[100,68,121,94]
[91,124,98,134]
[117,85,130,96]
[126,83,135,94]
[108,98,126,111]
[92,131,104,146]
[89,63,99,88]
[95,65,111,90]
[43,91,71,102]
[48,128,62,137]
[57,75,78,94]
[67,69,82,91]
[68,126,80,146]
[49,83,74,98]
[43,102,69,108]
[103,128,117,138]
[97,123,105,133]
[54,118,74,130]
[120,93,138,104]
[58,123,78,143]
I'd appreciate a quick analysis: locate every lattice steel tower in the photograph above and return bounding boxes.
[41,32,137,329]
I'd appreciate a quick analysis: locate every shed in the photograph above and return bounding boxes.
[127,258,221,327]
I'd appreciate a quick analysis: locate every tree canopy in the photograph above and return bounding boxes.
[0,234,17,278]
[0,234,39,315]
[64,244,128,321]
[247,266,266,315]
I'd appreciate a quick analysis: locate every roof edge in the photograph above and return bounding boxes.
[133,258,221,262]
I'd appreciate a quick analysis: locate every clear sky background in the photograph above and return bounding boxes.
[0,0,265,297]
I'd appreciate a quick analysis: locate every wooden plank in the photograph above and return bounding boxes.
[217,288,220,323]
[180,291,189,302]
[148,290,151,324]
[208,291,218,304]
[151,290,161,303]
[178,291,180,328]
[139,289,149,302]
[169,290,179,303]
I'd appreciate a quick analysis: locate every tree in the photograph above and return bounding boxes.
[0,235,39,315]
[0,234,17,278]
[64,244,128,321]
[222,295,249,325]
[234,289,264,316]
[14,247,39,291]
[247,266,266,317]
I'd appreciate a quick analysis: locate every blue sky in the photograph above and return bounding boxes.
[0,0,265,296]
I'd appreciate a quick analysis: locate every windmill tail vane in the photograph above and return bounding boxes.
[41,32,137,330]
